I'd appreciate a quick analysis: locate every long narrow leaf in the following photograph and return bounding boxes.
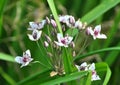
[41,71,88,85]
[81,0,120,24]
[47,0,63,34]
[74,47,120,62]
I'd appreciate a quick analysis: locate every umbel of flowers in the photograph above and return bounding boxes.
[15,15,107,81]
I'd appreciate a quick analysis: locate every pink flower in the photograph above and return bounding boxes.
[27,29,42,41]
[86,25,107,39]
[54,33,73,47]
[15,50,33,68]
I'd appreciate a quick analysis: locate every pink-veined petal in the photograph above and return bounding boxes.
[54,41,64,46]
[96,34,107,39]
[94,25,101,33]
[15,56,23,64]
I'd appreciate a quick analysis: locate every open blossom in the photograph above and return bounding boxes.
[28,29,42,41]
[76,62,101,81]
[54,33,73,47]
[15,50,33,68]
[28,20,46,30]
[86,25,107,39]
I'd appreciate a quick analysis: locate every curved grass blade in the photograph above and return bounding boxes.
[96,62,111,85]
[74,47,120,62]
[81,0,120,24]
[41,71,88,85]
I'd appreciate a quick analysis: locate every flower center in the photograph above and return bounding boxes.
[94,30,99,36]
[61,39,66,44]
[23,57,28,62]
[33,32,37,39]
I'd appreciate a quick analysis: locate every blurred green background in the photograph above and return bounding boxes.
[0,0,120,85]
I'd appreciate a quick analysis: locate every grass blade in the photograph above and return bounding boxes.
[47,0,63,34]
[0,53,14,62]
[81,0,120,24]
[74,47,120,62]
[41,71,88,85]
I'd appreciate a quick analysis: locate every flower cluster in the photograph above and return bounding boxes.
[15,15,107,82]
[76,62,101,81]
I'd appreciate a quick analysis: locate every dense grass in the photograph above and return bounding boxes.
[0,0,120,85]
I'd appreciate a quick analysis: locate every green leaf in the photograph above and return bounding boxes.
[47,0,63,34]
[0,0,7,37]
[81,0,120,24]
[0,53,15,62]
[41,71,88,85]
[0,67,16,85]
[17,68,50,85]
[96,63,111,85]
[74,47,120,62]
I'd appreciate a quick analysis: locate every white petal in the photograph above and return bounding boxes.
[15,56,23,64]
[37,31,42,40]
[54,41,64,46]
[57,33,63,43]
[29,22,38,29]
[80,62,87,67]
[96,34,107,39]
[94,25,101,33]
[25,49,31,57]
[89,63,95,71]
[92,74,101,81]
[67,36,73,44]
[27,34,35,41]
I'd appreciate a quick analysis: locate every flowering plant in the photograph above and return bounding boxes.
[14,0,111,85]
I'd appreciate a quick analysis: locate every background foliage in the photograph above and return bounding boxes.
[0,0,120,85]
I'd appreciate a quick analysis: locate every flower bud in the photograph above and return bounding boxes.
[45,35,51,43]
[72,51,76,57]
[44,41,49,47]
[51,19,57,28]
[46,16,50,24]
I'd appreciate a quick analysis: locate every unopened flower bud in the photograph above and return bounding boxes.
[75,19,83,30]
[69,16,75,25]
[70,41,75,48]
[72,51,76,57]
[86,27,92,35]
[82,22,87,29]
[51,19,57,28]
[44,41,49,47]
[45,35,51,43]
[47,52,53,57]
[46,16,50,24]
[62,25,66,31]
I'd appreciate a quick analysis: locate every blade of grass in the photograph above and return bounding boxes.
[0,53,15,62]
[47,0,63,34]
[73,47,120,62]
[0,67,16,85]
[0,0,7,37]
[96,62,111,85]
[81,0,120,24]
[41,71,88,85]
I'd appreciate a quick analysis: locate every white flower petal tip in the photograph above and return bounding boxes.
[15,50,33,68]
[54,33,73,47]
[28,30,42,41]
[86,25,107,39]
